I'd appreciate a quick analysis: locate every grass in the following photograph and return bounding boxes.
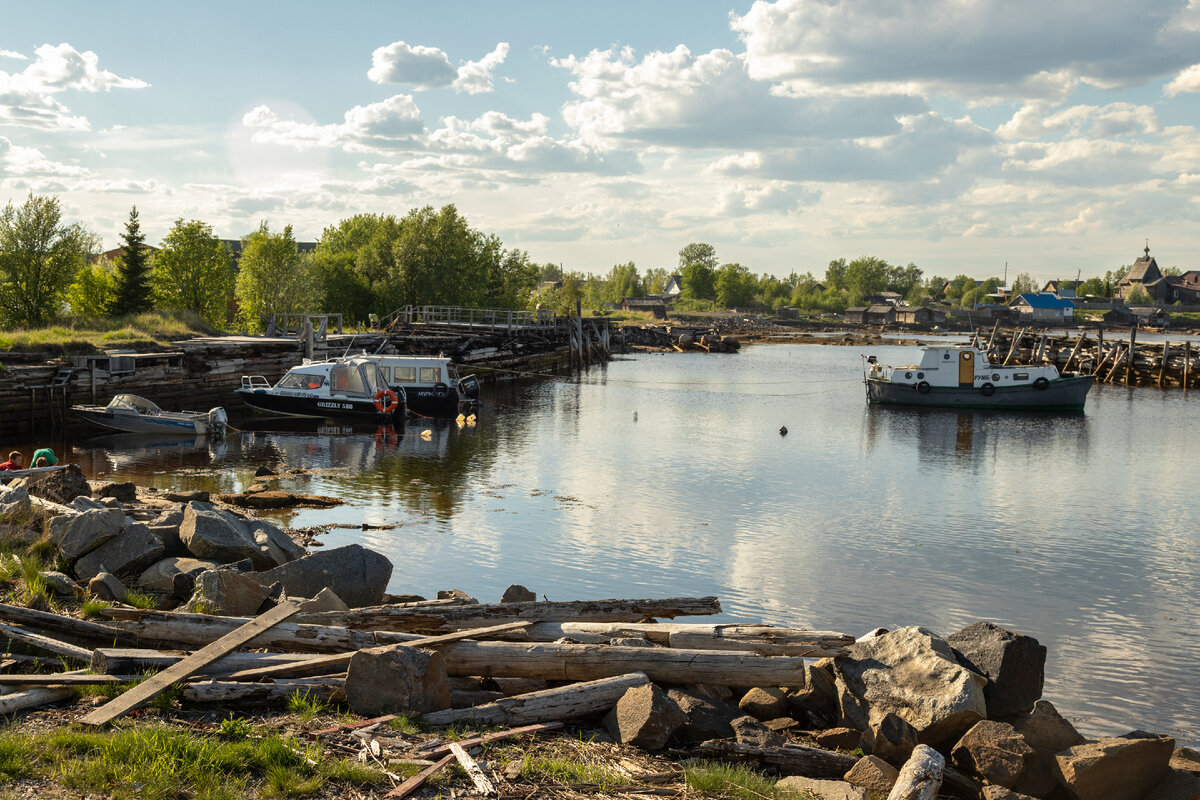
[386,714,426,735]
[0,724,386,800]
[514,753,625,786]
[0,310,215,355]
[121,589,157,610]
[81,597,113,618]
[684,761,816,800]
[286,690,329,723]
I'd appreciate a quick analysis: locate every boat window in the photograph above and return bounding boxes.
[276,373,325,390]
[392,366,416,382]
[330,365,352,392]
[368,366,388,392]
[420,367,441,383]
[448,367,460,382]
[1014,372,1029,381]
[340,364,369,395]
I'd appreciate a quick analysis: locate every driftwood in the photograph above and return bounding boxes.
[0,674,134,686]
[101,608,398,652]
[79,600,301,727]
[92,648,329,677]
[423,672,651,727]
[450,742,497,796]
[695,739,858,780]
[0,622,92,662]
[181,678,346,705]
[386,754,453,799]
[887,744,944,800]
[511,623,852,657]
[431,641,806,686]
[0,603,136,646]
[0,684,76,715]
[296,596,722,632]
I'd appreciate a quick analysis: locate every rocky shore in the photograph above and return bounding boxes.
[0,465,1196,800]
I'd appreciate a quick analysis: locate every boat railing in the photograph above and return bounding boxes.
[240,376,272,390]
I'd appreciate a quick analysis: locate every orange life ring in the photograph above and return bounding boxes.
[374,388,400,414]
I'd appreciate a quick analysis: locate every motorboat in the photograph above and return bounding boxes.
[355,354,479,418]
[237,356,406,422]
[863,345,1095,410]
[72,394,227,435]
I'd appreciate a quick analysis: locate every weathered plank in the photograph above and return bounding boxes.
[423,672,649,727]
[0,622,92,662]
[79,600,300,727]
[385,754,454,799]
[0,603,135,646]
[92,648,327,677]
[450,742,497,796]
[515,623,852,657]
[180,678,345,705]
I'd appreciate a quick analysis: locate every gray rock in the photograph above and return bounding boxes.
[951,720,1035,789]
[248,519,306,567]
[1054,736,1175,800]
[188,569,271,616]
[73,522,165,581]
[835,626,987,750]
[981,787,1040,800]
[138,556,220,593]
[816,727,863,752]
[297,587,350,613]
[667,687,741,743]
[603,683,686,750]
[39,570,78,596]
[88,571,127,602]
[500,584,537,603]
[161,489,209,503]
[23,464,91,503]
[179,503,263,566]
[253,544,392,608]
[739,687,788,721]
[71,496,107,511]
[948,621,1046,721]
[775,775,865,800]
[100,498,126,510]
[48,508,125,559]
[148,509,185,555]
[96,481,137,502]
[730,714,786,748]
[842,755,899,794]
[1145,770,1200,800]
[0,487,31,519]
[1012,700,1087,797]
[1171,747,1200,776]
[789,663,839,717]
[868,712,919,765]
[345,645,451,716]
[436,588,476,602]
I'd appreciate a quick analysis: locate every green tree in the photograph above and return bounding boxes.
[607,262,642,301]
[1077,277,1107,298]
[312,215,386,324]
[715,262,755,308]
[678,242,718,272]
[235,222,313,332]
[152,219,235,326]
[844,256,891,303]
[887,262,923,298]
[66,260,116,317]
[0,193,97,326]
[824,258,848,291]
[642,267,668,296]
[681,261,716,301]
[1126,284,1152,306]
[538,263,563,283]
[111,205,154,316]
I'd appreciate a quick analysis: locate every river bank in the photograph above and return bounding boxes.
[0,463,1197,799]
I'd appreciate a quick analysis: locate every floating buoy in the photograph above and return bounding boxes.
[466,414,476,426]
[779,426,788,436]
[420,429,433,439]
[456,413,466,423]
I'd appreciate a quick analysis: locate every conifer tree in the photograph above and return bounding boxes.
[112,205,153,316]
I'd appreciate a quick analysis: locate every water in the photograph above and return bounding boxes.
[55,344,1199,746]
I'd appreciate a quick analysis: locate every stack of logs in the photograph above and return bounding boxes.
[981,325,1200,388]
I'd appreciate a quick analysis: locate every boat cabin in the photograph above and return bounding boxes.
[358,355,478,417]
[873,346,1060,390]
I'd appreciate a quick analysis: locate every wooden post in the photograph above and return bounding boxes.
[1003,327,1025,365]
[1185,340,1191,390]
[986,321,999,351]
[1063,333,1086,373]
[1035,334,1047,363]
[1125,326,1137,385]
[1159,341,1170,388]
[887,744,945,800]
[1105,346,1126,383]
[575,299,585,368]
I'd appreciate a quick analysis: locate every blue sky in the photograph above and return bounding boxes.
[4,0,1200,283]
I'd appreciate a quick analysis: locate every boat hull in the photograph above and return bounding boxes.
[866,375,1095,410]
[236,389,402,422]
[73,408,206,435]
[393,383,474,418]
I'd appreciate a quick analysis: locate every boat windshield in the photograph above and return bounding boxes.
[276,372,326,390]
[329,361,383,396]
[110,395,162,415]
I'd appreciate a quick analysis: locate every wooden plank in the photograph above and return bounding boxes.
[0,674,133,686]
[423,672,650,727]
[224,621,531,681]
[1159,341,1170,388]
[0,622,92,662]
[78,600,300,727]
[417,722,564,758]
[1063,333,1086,373]
[450,742,497,796]
[385,753,454,798]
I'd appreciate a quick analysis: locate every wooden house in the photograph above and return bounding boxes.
[620,298,666,319]
[1012,293,1074,323]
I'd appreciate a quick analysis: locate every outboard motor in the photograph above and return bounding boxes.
[458,374,480,400]
[207,407,228,439]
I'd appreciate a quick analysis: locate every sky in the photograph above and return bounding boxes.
[4,0,1200,283]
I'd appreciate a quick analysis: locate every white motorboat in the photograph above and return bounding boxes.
[237,356,406,422]
[355,354,479,417]
[72,394,228,435]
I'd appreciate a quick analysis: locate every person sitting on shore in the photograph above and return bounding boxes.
[33,457,47,468]
[0,451,23,471]
[31,447,57,467]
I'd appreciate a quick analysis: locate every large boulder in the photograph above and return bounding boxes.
[842,755,899,795]
[665,688,740,743]
[73,522,165,581]
[775,776,865,800]
[739,687,788,721]
[1145,770,1200,800]
[179,503,263,565]
[868,712,919,765]
[603,683,686,750]
[951,720,1035,789]
[247,519,305,566]
[48,508,124,559]
[948,621,1046,721]
[834,626,987,750]
[253,544,392,608]
[1172,748,1200,776]
[87,571,127,602]
[1011,700,1086,797]
[345,645,451,716]
[95,482,137,502]
[138,556,220,593]
[729,715,786,749]
[0,487,31,520]
[1054,736,1175,800]
[500,584,537,603]
[189,569,271,616]
[20,464,91,503]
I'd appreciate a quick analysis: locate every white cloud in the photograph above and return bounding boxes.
[0,50,27,60]
[0,136,92,177]
[0,42,148,131]
[1165,63,1200,95]
[243,95,424,152]
[731,0,1200,103]
[999,103,1162,139]
[368,40,509,94]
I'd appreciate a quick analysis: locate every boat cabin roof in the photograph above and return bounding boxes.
[109,395,163,415]
[278,357,387,396]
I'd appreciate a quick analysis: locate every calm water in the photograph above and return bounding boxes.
[56,344,1198,746]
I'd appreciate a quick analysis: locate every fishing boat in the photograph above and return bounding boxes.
[356,354,479,418]
[863,344,1095,410]
[72,394,228,435]
[237,356,406,422]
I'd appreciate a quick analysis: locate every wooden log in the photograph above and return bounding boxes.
[450,742,497,796]
[101,609,390,652]
[1125,326,1137,384]
[1160,341,1170,388]
[694,739,857,780]
[79,600,301,727]
[432,641,805,686]
[92,648,331,677]
[423,672,651,727]
[1002,328,1025,366]
[0,603,136,646]
[224,621,532,681]
[296,596,722,633]
[0,673,134,686]
[0,622,92,662]
[887,744,944,800]
[512,623,852,657]
[0,684,76,715]
[1104,346,1126,383]
[180,678,345,705]
[386,754,453,799]
[1063,333,1086,373]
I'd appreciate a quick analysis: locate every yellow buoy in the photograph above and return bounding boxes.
[420,429,433,439]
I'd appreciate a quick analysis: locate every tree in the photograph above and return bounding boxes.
[1011,272,1037,295]
[678,242,718,272]
[235,222,313,332]
[607,262,642,301]
[0,193,97,326]
[66,260,116,317]
[152,219,235,326]
[642,267,668,295]
[715,263,755,308]
[111,205,153,316]
[1126,284,1152,306]
[844,256,891,302]
[680,261,716,300]
[1077,277,1107,298]
[824,258,848,291]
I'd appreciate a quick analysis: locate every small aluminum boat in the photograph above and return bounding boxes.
[72,394,228,435]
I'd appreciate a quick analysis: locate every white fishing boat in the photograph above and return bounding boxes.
[355,354,479,418]
[237,356,406,422]
[863,344,1094,410]
[72,395,228,435]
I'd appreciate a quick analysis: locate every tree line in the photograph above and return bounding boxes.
[0,192,1140,331]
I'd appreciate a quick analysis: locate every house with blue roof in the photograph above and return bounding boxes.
[1011,292,1075,323]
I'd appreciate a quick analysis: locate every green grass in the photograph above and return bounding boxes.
[0,310,215,354]
[684,761,816,800]
[514,753,625,786]
[121,589,157,610]
[218,716,252,742]
[286,690,329,722]
[386,714,426,735]
[81,598,114,618]
[0,724,387,800]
